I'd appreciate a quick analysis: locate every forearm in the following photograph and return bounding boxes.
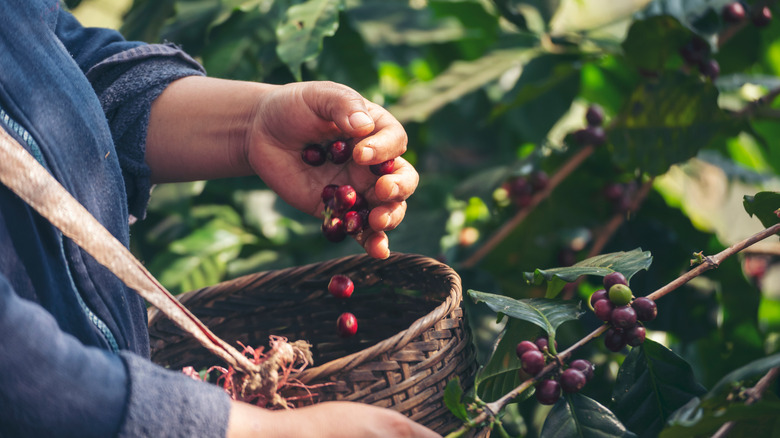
[146,75,269,183]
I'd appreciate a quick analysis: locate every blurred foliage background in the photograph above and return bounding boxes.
[70,0,780,435]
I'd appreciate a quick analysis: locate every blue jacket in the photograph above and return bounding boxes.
[0,1,231,436]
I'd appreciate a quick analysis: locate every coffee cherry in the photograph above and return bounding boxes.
[632,297,658,322]
[370,159,395,176]
[516,340,540,359]
[328,140,352,164]
[722,2,747,23]
[590,289,608,308]
[529,171,549,192]
[570,359,594,381]
[603,183,624,203]
[699,59,720,81]
[535,379,562,405]
[343,211,364,235]
[586,104,605,127]
[336,312,358,338]
[608,284,633,307]
[322,217,347,242]
[611,306,638,329]
[574,126,607,146]
[625,324,647,347]
[351,192,368,212]
[604,327,627,352]
[328,274,354,299]
[560,368,587,393]
[603,272,627,291]
[302,144,327,166]
[679,37,709,66]
[521,350,546,375]
[752,6,773,27]
[321,184,339,204]
[334,185,357,212]
[535,337,549,351]
[594,299,615,322]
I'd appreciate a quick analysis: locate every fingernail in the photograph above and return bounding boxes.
[360,147,374,162]
[389,184,399,199]
[349,112,373,130]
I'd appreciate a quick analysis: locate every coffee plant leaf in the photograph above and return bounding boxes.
[276,0,343,81]
[662,398,780,437]
[743,191,780,232]
[540,393,637,438]
[444,377,470,423]
[388,46,539,123]
[159,0,223,55]
[610,71,733,176]
[611,339,707,438]
[474,318,538,402]
[468,291,583,339]
[636,0,721,35]
[524,248,652,298]
[621,15,692,72]
[704,352,780,402]
[121,0,176,43]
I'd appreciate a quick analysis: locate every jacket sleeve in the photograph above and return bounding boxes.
[0,273,232,438]
[55,8,207,219]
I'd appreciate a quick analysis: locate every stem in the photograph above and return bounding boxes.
[710,367,780,438]
[647,222,780,302]
[734,85,780,118]
[460,144,596,269]
[454,222,780,436]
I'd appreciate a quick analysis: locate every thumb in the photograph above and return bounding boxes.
[303,81,375,137]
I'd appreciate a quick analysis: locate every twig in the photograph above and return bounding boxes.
[460,144,596,269]
[449,221,780,437]
[710,367,780,438]
[735,85,780,118]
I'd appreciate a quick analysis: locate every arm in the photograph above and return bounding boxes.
[146,76,418,259]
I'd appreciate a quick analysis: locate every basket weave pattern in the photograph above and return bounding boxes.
[148,252,478,434]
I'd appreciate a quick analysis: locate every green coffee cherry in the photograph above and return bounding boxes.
[608,284,633,306]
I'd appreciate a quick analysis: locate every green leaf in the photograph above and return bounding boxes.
[474,318,538,403]
[705,352,780,402]
[468,291,584,339]
[388,46,540,123]
[611,339,707,438]
[276,0,343,81]
[743,191,780,231]
[444,377,470,423]
[523,248,653,298]
[120,0,176,42]
[610,71,734,176]
[541,393,637,438]
[662,399,780,438]
[621,15,693,72]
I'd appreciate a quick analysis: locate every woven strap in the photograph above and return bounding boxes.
[0,124,257,373]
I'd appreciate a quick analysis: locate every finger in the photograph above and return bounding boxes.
[352,104,408,165]
[372,157,418,202]
[301,81,375,137]
[356,230,390,259]
[369,201,407,231]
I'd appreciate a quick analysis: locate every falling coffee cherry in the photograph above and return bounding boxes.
[336,312,358,338]
[328,274,354,299]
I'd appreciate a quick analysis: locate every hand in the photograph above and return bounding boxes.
[227,400,442,438]
[245,81,418,259]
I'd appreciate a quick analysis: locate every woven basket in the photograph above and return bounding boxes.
[148,252,479,435]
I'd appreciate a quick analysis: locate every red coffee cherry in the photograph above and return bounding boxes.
[611,306,638,330]
[322,217,347,242]
[516,340,539,360]
[343,211,365,235]
[560,368,587,393]
[632,297,658,322]
[594,299,615,322]
[604,327,627,352]
[535,379,562,405]
[570,359,595,381]
[328,140,352,164]
[603,272,628,291]
[301,144,326,166]
[370,159,395,176]
[336,312,358,338]
[625,324,647,347]
[334,185,357,212]
[590,289,608,308]
[520,350,546,375]
[328,274,354,299]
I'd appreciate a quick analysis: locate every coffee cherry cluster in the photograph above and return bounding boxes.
[572,104,607,147]
[722,2,773,27]
[499,170,549,209]
[590,272,658,352]
[329,274,359,338]
[320,184,370,242]
[680,36,720,81]
[516,337,596,405]
[302,140,353,166]
[602,180,639,214]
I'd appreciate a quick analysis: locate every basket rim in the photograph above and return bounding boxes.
[147,252,464,383]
